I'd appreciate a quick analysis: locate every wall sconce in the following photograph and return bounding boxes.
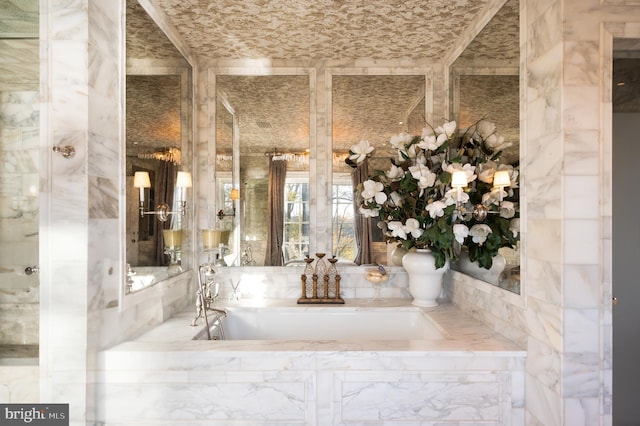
[492,170,511,193]
[450,170,512,222]
[217,188,239,220]
[451,170,469,219]
[133,170,192,222]
[472,170,512,221]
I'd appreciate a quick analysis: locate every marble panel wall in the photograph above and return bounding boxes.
[446,1,640,425]
[0,90,39,346]
[0,39,39,345]
[38,0,197,423]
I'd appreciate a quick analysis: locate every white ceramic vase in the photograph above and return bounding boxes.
[402,249,449,307]
[455,250,507,285]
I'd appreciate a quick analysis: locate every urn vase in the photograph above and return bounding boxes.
[402,249,449,307]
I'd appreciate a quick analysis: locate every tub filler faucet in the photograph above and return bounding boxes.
[191,263,227,339]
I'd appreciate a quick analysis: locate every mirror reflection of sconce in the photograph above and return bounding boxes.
[217,188,239,220]
[133,170,192,222]
[451,169,512,222]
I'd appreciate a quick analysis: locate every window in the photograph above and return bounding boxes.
[282,176,310,263]
[332,175,356,261]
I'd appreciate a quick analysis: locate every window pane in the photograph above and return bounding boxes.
[332,182,356,261]
[283,179,310,263]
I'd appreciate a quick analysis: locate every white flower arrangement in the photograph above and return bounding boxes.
[347,118,520,269]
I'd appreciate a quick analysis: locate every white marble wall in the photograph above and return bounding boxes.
[445,1,640,425]
[33,0,640,424]
[38,0,195,424]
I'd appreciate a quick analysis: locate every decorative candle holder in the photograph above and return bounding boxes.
[201,228,230,264]
[297,254,344,304]
[163,229,183,275]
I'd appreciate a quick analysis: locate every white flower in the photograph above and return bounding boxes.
[426,200,447,219]
[435,120,457,138]
[389,191,403,207]
[404,218,424,239]
[469,224,492,245]
[349,140,374,164]
[401,144,419,160]
[387,221,407,239]
[500,201,516,218]
[409,164,436,189]
[485,133,512,152]
[421,126,435,138]
[509,218,520,237]
[476,119,496,139]
[389,132,412,150]
[359,205,380,218]
[453,224,469,244]
[418,134,442,151]
[385,164,404,181]
[361,180,387,204]
[477,160,498,184]
[445,188,468,205]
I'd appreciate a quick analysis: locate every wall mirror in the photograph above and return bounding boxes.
[448,0,521,294]
[214,73,310,267]
[331,74,426,265]
[125,0,193,292]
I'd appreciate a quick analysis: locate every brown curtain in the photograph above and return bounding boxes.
[352,161,373,265]
[154,161,177,265]
[264,158,287,266]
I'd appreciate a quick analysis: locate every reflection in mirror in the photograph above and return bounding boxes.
[125,0,193,292]
[215,75,310,266]
[448,0,520,294]
[332,75,425,265]
[211,91,237,266]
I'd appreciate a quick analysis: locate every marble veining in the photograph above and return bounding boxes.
[25,0,640,424]
[100,299,525,424]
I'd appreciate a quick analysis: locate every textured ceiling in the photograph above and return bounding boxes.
[153,0,496,61]
[139,0,518,156]
[455,0,519,64]
[127,0,185,62]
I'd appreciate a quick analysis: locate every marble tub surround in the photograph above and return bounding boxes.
[99,299,525,425]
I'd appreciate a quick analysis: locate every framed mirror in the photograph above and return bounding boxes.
[448,0,520,293]
[331,73,427,265]
[214,73,311,266]
[125,0,193,291]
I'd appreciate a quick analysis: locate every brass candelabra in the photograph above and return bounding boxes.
[297,253,344,304]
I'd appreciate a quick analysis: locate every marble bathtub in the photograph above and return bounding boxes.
[203,305,446,341]
[98,299,526,425]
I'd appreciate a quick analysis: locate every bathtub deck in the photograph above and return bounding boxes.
[99,300,526,425]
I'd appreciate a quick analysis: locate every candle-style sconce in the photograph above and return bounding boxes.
[451,169,512,221]
[133,170,192,221]
[217,188,239,220]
